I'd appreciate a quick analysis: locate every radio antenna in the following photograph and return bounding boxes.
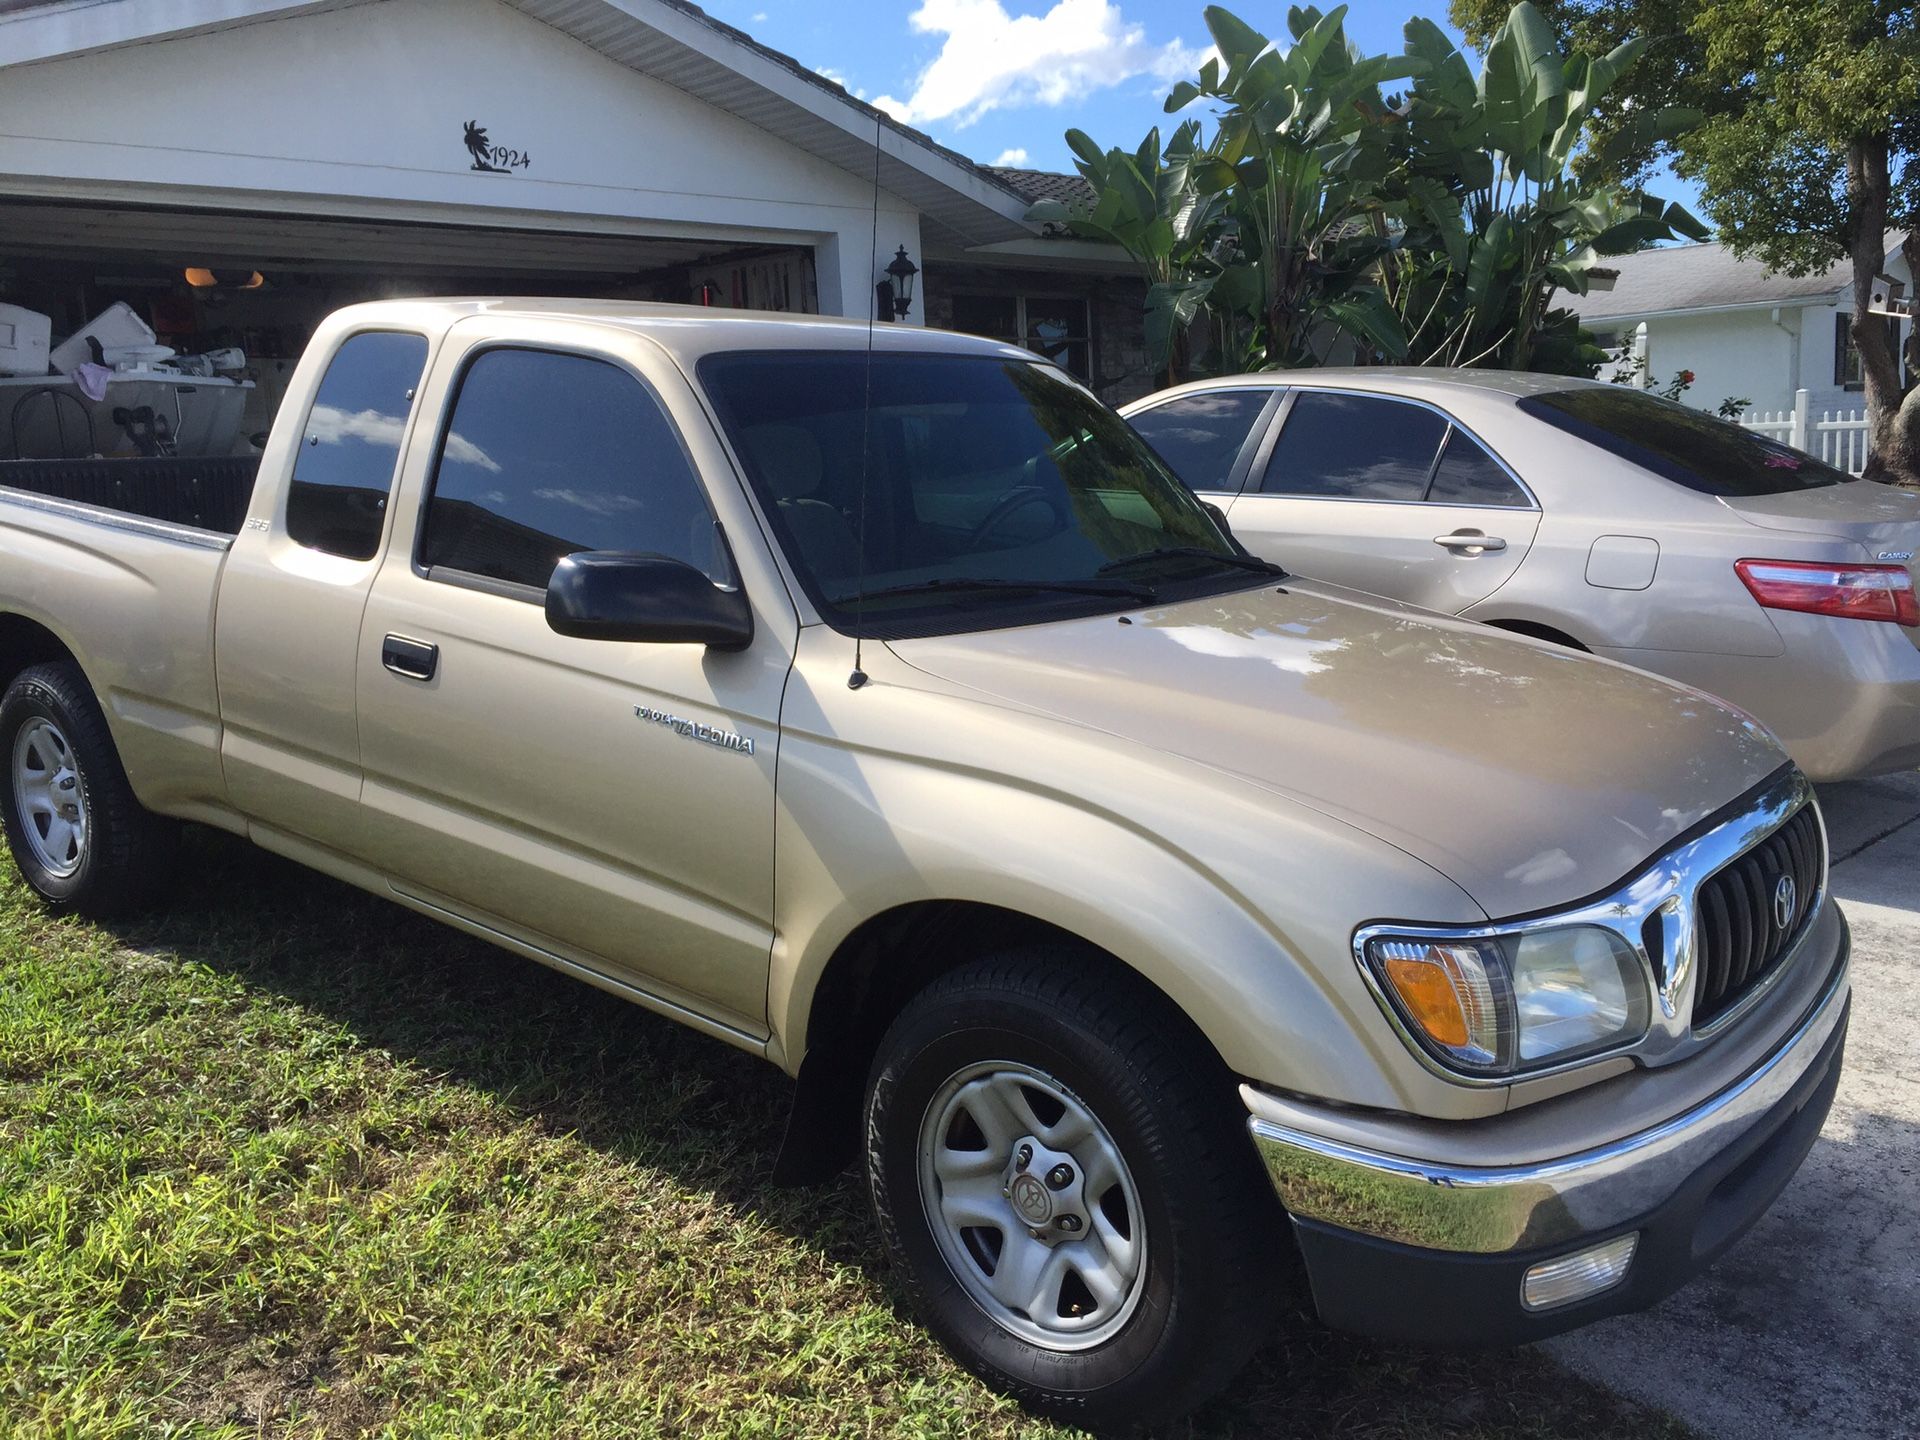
[848,108,884,691]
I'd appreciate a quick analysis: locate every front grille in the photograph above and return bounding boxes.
[1691,803,1824,1026]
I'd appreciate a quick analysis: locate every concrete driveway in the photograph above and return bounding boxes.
[1548,771,1920,1440]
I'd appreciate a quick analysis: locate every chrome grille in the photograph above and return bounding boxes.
[1691,802,1824,1027]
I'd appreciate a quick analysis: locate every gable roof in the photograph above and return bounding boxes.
[0,0,1038,249]
[1568,236,1868,324]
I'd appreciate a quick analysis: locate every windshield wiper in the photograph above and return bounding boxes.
[1097,546,1289,579]
[836,575,1157,607]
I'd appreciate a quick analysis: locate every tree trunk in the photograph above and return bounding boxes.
[1847,137,1920,486]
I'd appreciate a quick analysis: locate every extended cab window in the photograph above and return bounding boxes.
[419,349,721,594]
[1128,390,1270,493]
[1518,387,1847,495]
[1259,392,1447,501]
[286,331,428,560]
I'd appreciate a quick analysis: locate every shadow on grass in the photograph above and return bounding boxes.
[97,826,1684,1439]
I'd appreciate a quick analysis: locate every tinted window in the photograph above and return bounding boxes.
[1129,390,1270,492]
[1518,388,1846,495]
[700,351,1248,638]
[286,331,427,560]
[1427,429,1530,507]
[420,349,720,593]
[1259,392,1446,500]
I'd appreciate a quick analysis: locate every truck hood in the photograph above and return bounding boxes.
[887,580,1786,918]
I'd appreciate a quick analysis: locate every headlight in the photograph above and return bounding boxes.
[1361,925,1650,1077]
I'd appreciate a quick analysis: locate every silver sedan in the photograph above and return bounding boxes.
[1123,369,1920,780]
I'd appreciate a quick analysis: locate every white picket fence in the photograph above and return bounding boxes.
[1734,390,1871,475]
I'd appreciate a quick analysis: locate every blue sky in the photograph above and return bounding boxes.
[701,0,1703,218]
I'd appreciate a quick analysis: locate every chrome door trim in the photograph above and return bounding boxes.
[1246,385,1541,511]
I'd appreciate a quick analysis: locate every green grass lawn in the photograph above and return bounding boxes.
[0,829,1693,1438]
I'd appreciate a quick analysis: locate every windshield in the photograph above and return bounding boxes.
[1517,386,1849,496]
[700,352,1261,636]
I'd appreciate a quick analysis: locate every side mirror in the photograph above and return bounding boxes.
[546,551,753,650]
[1201,500,1234,537]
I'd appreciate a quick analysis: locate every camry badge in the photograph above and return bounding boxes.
[1773,875,1797,930]
[1879,550,1914,562]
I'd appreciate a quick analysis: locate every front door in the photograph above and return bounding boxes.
[353,329,793,1036]
[1226,389,1540,614]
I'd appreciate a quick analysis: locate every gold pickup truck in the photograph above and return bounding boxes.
[0,300,1850,1428]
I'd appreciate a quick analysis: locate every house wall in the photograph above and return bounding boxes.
[922,261,1152,405]
[1615,249,1913,419]
[0,0,923,321]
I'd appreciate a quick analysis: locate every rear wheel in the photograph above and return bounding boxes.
[864,954,1283,1430]
[0,662,171,915]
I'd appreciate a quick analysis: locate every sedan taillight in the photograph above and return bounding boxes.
[1735,558,1920,627]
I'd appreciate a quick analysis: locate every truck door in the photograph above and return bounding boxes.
[352,326,794,1038]
[215,326,431,854]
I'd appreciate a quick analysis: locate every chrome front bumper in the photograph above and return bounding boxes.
[1246,933,1851,1257]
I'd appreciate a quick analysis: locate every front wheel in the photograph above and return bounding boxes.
[0,662,171,915]
[864,955,1285,1430]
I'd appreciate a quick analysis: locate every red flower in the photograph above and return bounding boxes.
[1679,369,1695,383]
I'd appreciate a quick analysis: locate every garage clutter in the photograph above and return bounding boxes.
[0,299,255,460]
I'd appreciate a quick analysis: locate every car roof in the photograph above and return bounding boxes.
[1121,366,1609,410]
[323,297,1036,367]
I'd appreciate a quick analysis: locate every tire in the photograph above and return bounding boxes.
[864,953,1284,1431]
[0,661,171,916]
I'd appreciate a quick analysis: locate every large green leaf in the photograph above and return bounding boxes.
[1144,276,1218,371]
[1322,287,1411,360]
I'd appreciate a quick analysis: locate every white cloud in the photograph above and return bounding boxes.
[990,146,1030,167]
[307,405,500,474]
[752,10,768,19]
[814,65,867,100]
[872,0,1202,129]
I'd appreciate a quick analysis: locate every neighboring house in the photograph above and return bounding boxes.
[0,0,1157,451]
[1569,234,1915,421]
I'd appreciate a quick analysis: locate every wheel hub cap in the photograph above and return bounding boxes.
[917,1061,1147,1351]
[11,718,88,878]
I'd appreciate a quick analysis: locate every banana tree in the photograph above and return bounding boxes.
[1380,4,1706,371]
[1165,5,1422,368]
[1024,121,1230,383]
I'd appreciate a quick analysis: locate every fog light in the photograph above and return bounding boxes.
[1521,1233,1638,1311]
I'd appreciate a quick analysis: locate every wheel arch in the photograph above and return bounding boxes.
[0,612,83,685]
[1479,616,1590,652]
[771,899,1230,1186]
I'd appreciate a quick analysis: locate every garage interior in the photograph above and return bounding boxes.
[0,198,818,458]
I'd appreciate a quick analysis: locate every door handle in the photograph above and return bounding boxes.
[1434,531,1507,553]
[382,634,439,682]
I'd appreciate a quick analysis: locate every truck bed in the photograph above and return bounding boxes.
[0,455,258,536]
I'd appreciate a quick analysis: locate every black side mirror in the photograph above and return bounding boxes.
[1201,500,1234,537]
[546,551,753,650]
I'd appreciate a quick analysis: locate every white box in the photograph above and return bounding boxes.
[0,304,51,376]
[50,301,155,375]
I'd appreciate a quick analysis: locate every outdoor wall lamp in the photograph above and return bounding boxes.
[875,245,918,321]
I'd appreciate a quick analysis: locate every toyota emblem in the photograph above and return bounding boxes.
[1773,874,1797,930]
[1009,1172,1053,1225]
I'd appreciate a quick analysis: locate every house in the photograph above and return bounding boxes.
[1568,233,1915,421]
[0,0,1156,455]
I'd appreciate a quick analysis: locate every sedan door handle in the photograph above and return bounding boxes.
[382,634,439,682]
[1434,531,1507,553]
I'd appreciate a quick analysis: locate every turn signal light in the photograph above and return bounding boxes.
[1522,1233,1638,1310]
[1735,558,1919,627]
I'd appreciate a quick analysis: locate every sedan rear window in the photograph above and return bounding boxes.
[1518,387,1847,496]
